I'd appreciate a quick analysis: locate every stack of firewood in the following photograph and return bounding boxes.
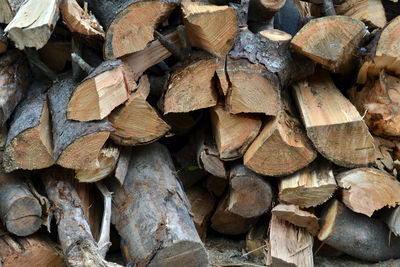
[0,0,400,266]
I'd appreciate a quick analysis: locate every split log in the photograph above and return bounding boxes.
[186,186,216,242]
[336,168,400,217]
[48,74,114,170]
[267,215,314,267]
[5,0,61,50]
[0,0,23,23]
[292,70,375,168]
[318,199,400,262]
[114,146,132,185]
[182,2,237,58]
[225,58,280,115]
[244,91,316,176]
[163,54,218,114]
[0,234,64,267]
[248,0,287,32]
[205,175,227,197]
[245,218,268,258]
[228,163,273,218]
[335,0,386,28]
[210,103,262,160]
[278,159,336,208]
[109,75,170,146]
[215,56,229,95]
[86,0,178,59]
[271,204,319,236]
[106,143,208,267]
[291,16,368,75]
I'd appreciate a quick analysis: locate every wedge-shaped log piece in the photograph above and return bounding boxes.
[164,55,218,114]
[210,103,261,160]
[109,75,170,146]
[267,215,314,267]
[0,0,23,23]
[86,0,178,59]
[5,0,61,50]
[291,16,367,74]
[48,74,113,170]
[336,168,400,217]
[293,70,375,167]
[279,159,336,208]
[107,143,208,267]
[335,0,386,28]
[226,58,280,115]
[182,2,237,58]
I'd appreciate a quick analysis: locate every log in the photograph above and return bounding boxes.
[215,56,229,95]
[4,0,61,50]
[0,0,23,23]
[373,136,395,173]
[271,204,319,236]
[336,168,400,217]
[182,2,237,58]
[163,54,218,114]
[267,215,314,267]
[248,0,286,32]
[278,159,336,208]
[210,103,262,160]
[291,16,368,75]
[292,70,375,168]
[86,0,178,59]
[335,0,386,28]
[245,218,268,258]
[318,199,400,262]
[106,143,208,267]
[228,163,273,218]
[114,146,132,185]
[205,175,227,197]
[244,91,316,176]
[109,75,170,146]
[48,74,114,170]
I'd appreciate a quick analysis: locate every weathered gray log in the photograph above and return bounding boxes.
[107,143,208,267]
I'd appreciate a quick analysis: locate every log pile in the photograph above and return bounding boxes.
[0,0,400,266]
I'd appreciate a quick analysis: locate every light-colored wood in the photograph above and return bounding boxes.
[164,55,218,114]
[109,75,170,146]
[278,159,336,208]
[272,204,319,236]
[336,168,400,217]
[373,136,395,173]
[291,16,367,74]
[5,0,61,49]
[267,215,314,267]
[114,146,132,185]
[335,0,386,28]
[0,0,23,23]
[182,2,237,58]
[293,70,375,168]
[210,103,261,160]
[216,56,229,95]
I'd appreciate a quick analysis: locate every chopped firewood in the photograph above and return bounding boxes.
[267,215,314,267]
[373,136,395,172]
[0,0,23,23]
[163,54,218,114]
[291,16,368,75]
[225,58,280,115]
[335,0,386,28]
[215,56,229,95]
[114,146,132,185]
[109,75,170,146]
[356,30,381,84]
[245,218,268,258]
[210,103,262,160]
[106,143,208,266]
[336,168,400,217]
[48,74,114,170]
[205,175,228,197]
[228,163,273,218]
[319,199,400,261]
[278,159,336,208]
[75,145,120,183]
[292,70,375,168]
[86,0,178,59]
[244,91,316,176]
[186,186,216,242]
[0,234,64,267]
[182,2,237,58]
[248,0,287,32]
[60,0,105,38]
[5,0,61,50]
[272,204,319,236]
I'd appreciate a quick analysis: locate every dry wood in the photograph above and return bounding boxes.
[0,0,23,23]
[109,75,170,146]
[267,215,314,267]
[271,204,319,236]
[86,0,178,59]
[293,70,375,168]
[335,0,386,28]
[228,163,273,218]
[182,2,237,58]
[205,175,228,197]
[245,218,268,258]
[215,56,229,95]
[210,103,261,160]
[336,168,400,217]
[48,74,113,170]
[5,0,61,50]
[278,159,336,208]
[373,136,395,173]
[106,143,208,267]
[248,0,286,32]
[114,146,132,185]
[382,206,400,236]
